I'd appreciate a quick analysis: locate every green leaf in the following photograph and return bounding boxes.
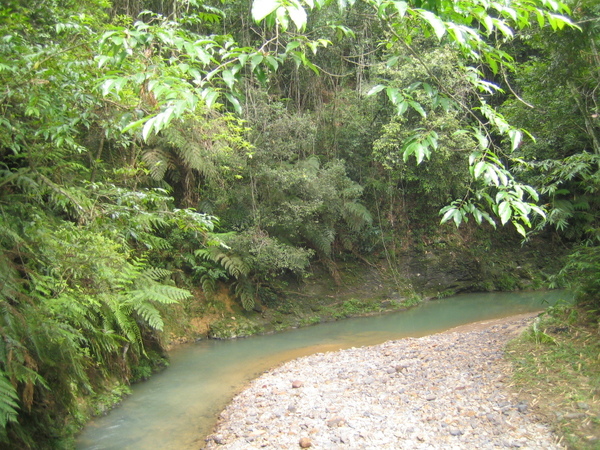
[201,88,220,108]
[473,160,486,179]
[530,205,546,219]
[498,201,511,225]
[287,4,308,30]
[440,205,457,225]
[396,101,408,115]
[386,56,399,68]
[225,92,242,114]
[394,1,408,18]
[122,116,150,134]
[142,116,157,141]
[513,221,526,237]
[366,84,386,96]
[473,129,489,150]
[484,166,499,186]
[419,10,446,40]
[385,87,402,104]
[415,143,429,164]
[508,129,522,151]
[286,41,301,52]
[265,55,279,71]
[250,54,264,72]
[408,100,427,118]
[252,0,281,21]
[222,69,235,89]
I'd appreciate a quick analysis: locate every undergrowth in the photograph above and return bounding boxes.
[507,304,600,449]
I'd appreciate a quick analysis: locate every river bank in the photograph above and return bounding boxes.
[205,312,561,449]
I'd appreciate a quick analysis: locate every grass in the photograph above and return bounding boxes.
[506,304,600,449]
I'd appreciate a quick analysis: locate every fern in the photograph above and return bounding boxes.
[142,147,175,181]
[159,122,221,182]
[297,155,320,176]
[0,371,19,431]
[233,278,255,311]
[142,267,173,281]
[342,201,373,232]
[132,302,164,331]
[200,274,217,294]
[133,284,190,305]
[301,223,335,257]
[196,246,250,279]
[214,254,250,278]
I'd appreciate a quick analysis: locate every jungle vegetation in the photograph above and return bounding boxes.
[0,0,598,447]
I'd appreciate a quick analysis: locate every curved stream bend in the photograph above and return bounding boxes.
[77,290,568,450]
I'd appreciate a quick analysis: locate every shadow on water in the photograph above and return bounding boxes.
[76,289,570,450]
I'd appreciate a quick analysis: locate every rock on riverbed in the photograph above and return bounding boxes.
[205,314,560,449]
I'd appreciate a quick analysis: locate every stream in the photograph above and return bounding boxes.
[76,289,569,450]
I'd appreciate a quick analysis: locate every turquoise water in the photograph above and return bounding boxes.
[76,289,569,450]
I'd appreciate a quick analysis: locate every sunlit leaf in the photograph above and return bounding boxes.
[508,129,522,151]
[409,100,427,118]
[473,161,486,179]
[419,10,446,40]
[222,69,235,89]
[394,1,408,18]
[252,0,281,21]
[513,221,526,237]
[288,4,308,30]
[498,201,511,225]
[225,92,242,114]
[366,84,386,96]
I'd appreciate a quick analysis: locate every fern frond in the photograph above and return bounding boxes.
[36,172,92,219]
[111,303,141,348]
[141,284,190,303]
[142,147,176,181]
[136,232,171,251]
[200,274,217,294]
[196,246,250,279]
[340,183,363,199]
[142,267,172,281]
[297,155,320,176]
[214,253,250,278]
[133,302,164,331]
[0,371,19,429]
[161,125,220,182]
[233,278,255,311]
[301,224,335,257]
[342,201,373,232]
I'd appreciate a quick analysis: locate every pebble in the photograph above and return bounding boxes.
[205,316,561,449]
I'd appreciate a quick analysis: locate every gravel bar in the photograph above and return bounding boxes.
[205,313,560,449]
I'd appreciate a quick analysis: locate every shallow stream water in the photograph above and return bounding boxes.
[76,290,569,450]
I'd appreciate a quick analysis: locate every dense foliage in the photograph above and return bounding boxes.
[0,0,597,446]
